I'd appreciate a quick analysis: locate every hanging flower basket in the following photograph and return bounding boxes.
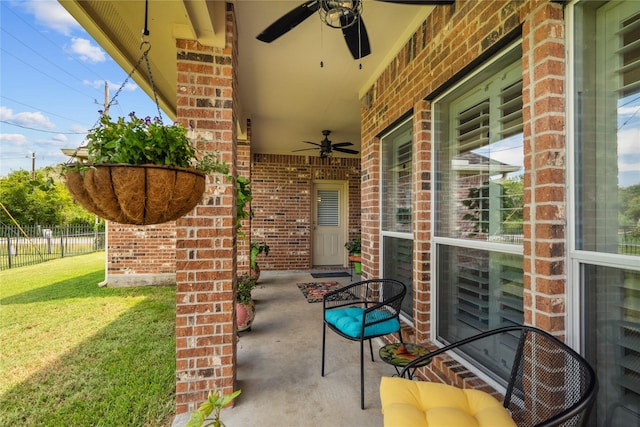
[60,42,230,226]
[65,163,206,225]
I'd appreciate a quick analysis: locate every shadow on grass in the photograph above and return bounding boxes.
[0,271,174,305]
[0,289,177,426]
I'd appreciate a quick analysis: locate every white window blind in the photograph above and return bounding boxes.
[317,190,339,226]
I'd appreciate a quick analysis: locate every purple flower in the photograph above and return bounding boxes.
[144,116,152,125]
[129,112,136,118]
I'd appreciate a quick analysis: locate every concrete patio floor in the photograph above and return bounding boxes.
[173,270,397,427]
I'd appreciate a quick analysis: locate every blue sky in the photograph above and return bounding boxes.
[1,1,638,188]
[0,0,157,177]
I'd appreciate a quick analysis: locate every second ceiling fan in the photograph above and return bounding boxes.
[256,0,455,60]
[294,130,359,158]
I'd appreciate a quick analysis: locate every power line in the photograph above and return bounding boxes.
[1,28,100,100]
[1,47,95,101]
[0,2,108,83]
[0,95,89,124]
[0,120,86,135]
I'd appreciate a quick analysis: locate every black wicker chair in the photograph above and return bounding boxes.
[322,279,406,409]
[382,325,598,427]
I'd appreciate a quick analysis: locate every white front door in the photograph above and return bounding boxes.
[312,182,347,267]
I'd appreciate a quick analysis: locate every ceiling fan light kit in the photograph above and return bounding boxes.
[256,0,455,60]
[293,130,360,158]
[318,0,362,29]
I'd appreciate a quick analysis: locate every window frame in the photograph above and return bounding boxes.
[379,118,414,320]
[430,40,525,390]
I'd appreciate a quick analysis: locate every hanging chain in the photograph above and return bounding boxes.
[141,42,164,124]
[68,0,163,164]
[105,42,149,117]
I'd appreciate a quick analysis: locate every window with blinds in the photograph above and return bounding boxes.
[435,44,525,386]
[380,119,414,318]
[450,65,524,243]
[317,190,339,226]
[573,0,640,425]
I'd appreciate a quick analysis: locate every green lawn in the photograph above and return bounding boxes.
[0,252,176,426]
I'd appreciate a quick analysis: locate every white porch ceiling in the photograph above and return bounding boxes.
[60,0,440,158]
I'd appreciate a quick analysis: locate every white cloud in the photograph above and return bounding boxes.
[618,126,640,155]
[0,134,29,146]
[0,106,56,130]
[83,79,138,92]
[69,38,106,63]
[618,104,640,117]
[52,134,68,143]
[69,124,88,134]
[23,0,81,36]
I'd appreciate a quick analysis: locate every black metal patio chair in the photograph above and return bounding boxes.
[322,278,406,409]
[381,325,598,427]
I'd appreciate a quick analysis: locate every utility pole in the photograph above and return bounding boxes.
[26,152,35,179]
[104,81,109,116]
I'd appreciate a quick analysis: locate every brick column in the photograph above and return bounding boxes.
[174,6,238,415]
[413,100,433,344]
[237,120,251,274]
[521,1,566,334]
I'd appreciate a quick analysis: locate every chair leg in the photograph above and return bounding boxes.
[322,322,326,377]
[360,339,365,410]
[368,338,374,361]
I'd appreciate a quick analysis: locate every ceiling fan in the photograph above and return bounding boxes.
[256,0,455,60]
[293,130,359,158]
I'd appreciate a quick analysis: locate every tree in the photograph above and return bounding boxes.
[0,167,97,226]
[620,183,640,227]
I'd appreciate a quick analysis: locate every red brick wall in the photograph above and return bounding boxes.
[237,120,251,274]
[174,5,238,414]
[521,1,567,335]
[103,222,176,287]
[360,0,567,378]
[250,154,361,270]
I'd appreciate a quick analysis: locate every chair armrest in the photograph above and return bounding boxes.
[322,281,367,310]
[399,325,526,378]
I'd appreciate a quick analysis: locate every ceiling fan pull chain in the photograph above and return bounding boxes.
[358,16,362,70]
[142,0,150,36]
[320,18,324,68]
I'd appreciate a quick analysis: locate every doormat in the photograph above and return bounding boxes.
[297,282,343,303]
[310,271,350,279]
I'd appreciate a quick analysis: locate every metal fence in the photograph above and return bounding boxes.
[620,227,640,256]
[0,224,105,270]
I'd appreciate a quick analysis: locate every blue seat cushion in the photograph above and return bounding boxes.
[325,307,400,339]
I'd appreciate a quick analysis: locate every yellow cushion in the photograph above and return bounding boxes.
[380,377,517,427]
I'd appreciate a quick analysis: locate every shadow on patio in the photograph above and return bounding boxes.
[173,270,397,427]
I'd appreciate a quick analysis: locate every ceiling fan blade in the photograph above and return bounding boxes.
[333,147,359,154]
[342,16,371,59]
[332,142,354,147]
[256,0,320,43]
[375,0,454,4]
[293,148,320,152]
[302,141,322,147]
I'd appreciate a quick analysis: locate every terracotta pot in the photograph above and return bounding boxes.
[236,299,256,332]
[65,164,206,225]
[249,264,260,282]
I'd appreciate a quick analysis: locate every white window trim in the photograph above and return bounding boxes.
[430,39,523,342]
[566,0,640,353]
[379,117,414,323]
[565,0,580,352]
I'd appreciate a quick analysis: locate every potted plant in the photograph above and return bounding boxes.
[186,388,242,427]
[249,241,270,281]
[235,273,256,332]
[63,112,229,225]
[345,235,362,274]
